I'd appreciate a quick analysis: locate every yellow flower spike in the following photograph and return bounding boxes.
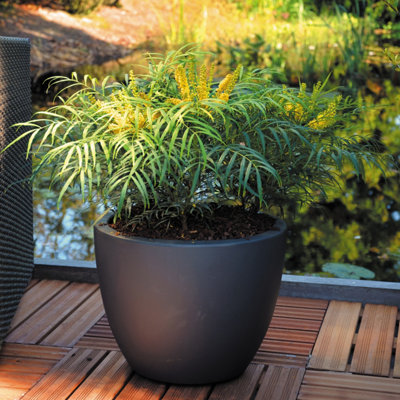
[284,103,294,113]
[175,65,190,101]
[294,104,305,123]
[138,92,150,101]
[216,73,232,97]
[117,91,126,103]
[308,99,338,130]
[167,98,183,105]
[216,65,241,101]
[312,81,321,96]
[110,123,121,134]
[218,93,230,102]
[174,66,183,90]
[128,70,138,96]
[138,112,146,129]
[197,64,209,100]
[226,64,241,94]
[109,109,126,134]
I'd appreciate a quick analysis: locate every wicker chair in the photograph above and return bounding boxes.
[0,37,34,348]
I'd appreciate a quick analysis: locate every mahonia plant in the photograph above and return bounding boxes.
[282,81,342,129]
[10,47,387,231]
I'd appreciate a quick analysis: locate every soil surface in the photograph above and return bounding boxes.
[0,0,163,80]
[110,206,278,241]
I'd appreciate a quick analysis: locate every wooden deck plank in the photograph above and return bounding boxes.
[350,304,397,376]
[265,328,317,344]
[259,340,313,356]
[252,352,308,368]
[162,385,211,400]
[0,387,31,400]
[273,305,326,321]
[82,325,114,338]
[0,343,70,400]
[68,351,131,400]
[0,371,43,389]
[269,317,322,332]
[276,297,328,310]
[302,370,400,394]
[308,301,362,371]
[115,374,166,400]
[41,289,105,347]
[9,280,70,331]
[7,281,400,399]
[394,328,400,378]
[21,348,106,400]
[0,357,59,374]
[254,366,305,400]
[76,337,120,350]
[298,385,400,400]
[208,363,264,400]
[299,370,400,400]
[6,282,98,345]
[75,314,120,350]
[0,343,70,361]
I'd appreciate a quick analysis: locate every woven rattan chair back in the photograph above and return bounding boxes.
[0,36,34,347]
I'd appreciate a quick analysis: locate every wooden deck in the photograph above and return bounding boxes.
[1,279,400,399]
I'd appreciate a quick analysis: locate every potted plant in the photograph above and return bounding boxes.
[10,48,385,384]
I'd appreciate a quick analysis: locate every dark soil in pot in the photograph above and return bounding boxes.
[109,205,278,240]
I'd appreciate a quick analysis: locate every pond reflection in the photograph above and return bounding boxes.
[33,187,102,260]
[285,83,400,281]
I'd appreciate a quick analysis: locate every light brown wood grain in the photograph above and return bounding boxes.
[255,365,304,400]
[6,282,98,344]
[308,301,361,371]
[41,289,105,347]
[21,348,106,400]
[116,374,166,400]
[68,351,131,400]
[350,304,397,376]
[9,280,70,331]
[208,364,264,400]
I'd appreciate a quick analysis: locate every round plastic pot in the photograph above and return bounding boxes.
[94,215,286,384]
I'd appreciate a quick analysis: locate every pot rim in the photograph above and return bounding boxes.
[95,212,287,248]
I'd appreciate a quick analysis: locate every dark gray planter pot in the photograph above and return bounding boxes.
[94,215,286,384]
